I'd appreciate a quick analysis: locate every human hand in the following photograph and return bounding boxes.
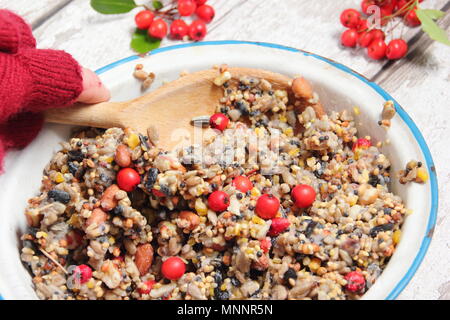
[77,67,110,104]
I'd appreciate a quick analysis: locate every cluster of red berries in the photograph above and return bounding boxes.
[135,0,214,41]
[339,0,424,60]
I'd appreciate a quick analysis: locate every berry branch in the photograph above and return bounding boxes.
[339,0,449,61]
[90,0,215,53]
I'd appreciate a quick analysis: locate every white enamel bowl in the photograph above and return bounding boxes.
[0,41,438,300]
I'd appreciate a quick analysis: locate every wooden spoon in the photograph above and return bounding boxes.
[45,67,324,150]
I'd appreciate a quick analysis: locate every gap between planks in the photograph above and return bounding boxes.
[31,0,73,29]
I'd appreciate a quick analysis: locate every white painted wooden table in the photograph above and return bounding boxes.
[1,0,449,300]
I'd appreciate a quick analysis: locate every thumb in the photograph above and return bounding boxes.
[77,67,110,104]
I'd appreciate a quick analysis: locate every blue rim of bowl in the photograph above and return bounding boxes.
[1,40,437,300]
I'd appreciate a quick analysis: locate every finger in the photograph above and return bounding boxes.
[77,67,110,104]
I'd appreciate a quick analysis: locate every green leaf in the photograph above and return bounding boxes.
[130,29,161,54]
[90,0,137,14]
[152,1,163,10]
[416,9,450,46]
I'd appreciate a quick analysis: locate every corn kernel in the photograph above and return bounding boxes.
[252,215,265,225]
[220,283,227,291]
[288,148,300,157]
[36,231,47,239]
[283,128,294,137]
[309,258,321,272]
[87,280,95,289]
[127,133,140,149]
[279,115,287,123]
[54,172,65,183]
[353,106,361,116]
[105,157,114,163]
[251,187,261,197]
[199,216,207,223]
[349,196,358,206]
[416,167,428,183]
[195,199,208,215]
[393,230,402,244]
[68,214,81,228]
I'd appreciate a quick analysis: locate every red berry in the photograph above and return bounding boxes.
[135,10,154,30]
[352,138,372,151]
[405,8,421,27]
[170,19,189,39]
[341,29,358,48]
[340,8,361,29]
[178,0,197,17]
[367,39,387,60]
[386,39,408,60]
[117,168,140,192]
[371,29,385,41]
[73,264,92,284]
[195,0,208,4]
[358,31,374,47]
[358,28,385,47]
[267,218,290,237]
[291,184,316,208]
[148,19,168,39]
[161,257,186,280]
[152,188,166,197]
[232,176,253,193]
[361,0,376,15]
[259,237,271,253]
[189,19,207,41]
[209,113,229,131]
[344,271,366,292]
[208,191,230,212]
[380,0,396,16]
[357,19,369,33]
[255,194,280,220]
[196,4,215,23]
[138,280,156,294]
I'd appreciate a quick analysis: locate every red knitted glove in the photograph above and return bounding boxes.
[0,10,109,173]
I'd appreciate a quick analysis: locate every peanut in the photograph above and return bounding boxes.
[114,145,131,168]
[135,243,154,276]
[292,77,314,100]
[100,184,119,211]
[86,208,108,227]
[178,211,200,231]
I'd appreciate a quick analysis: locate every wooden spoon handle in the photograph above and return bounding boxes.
[45,101,126,129]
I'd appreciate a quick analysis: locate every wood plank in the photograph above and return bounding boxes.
[31,0,245,70]
[373,0,450,85]
[205,0,449,79]
[32,0,447,76]
[14,0,450,300]
[0,0,71,28]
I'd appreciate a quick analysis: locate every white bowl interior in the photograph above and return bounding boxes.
[0,43,435,300]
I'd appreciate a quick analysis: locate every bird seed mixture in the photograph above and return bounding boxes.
[20,69,414,300]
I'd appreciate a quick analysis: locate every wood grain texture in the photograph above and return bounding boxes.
[1,0,450,299]
[0,0,71,28]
